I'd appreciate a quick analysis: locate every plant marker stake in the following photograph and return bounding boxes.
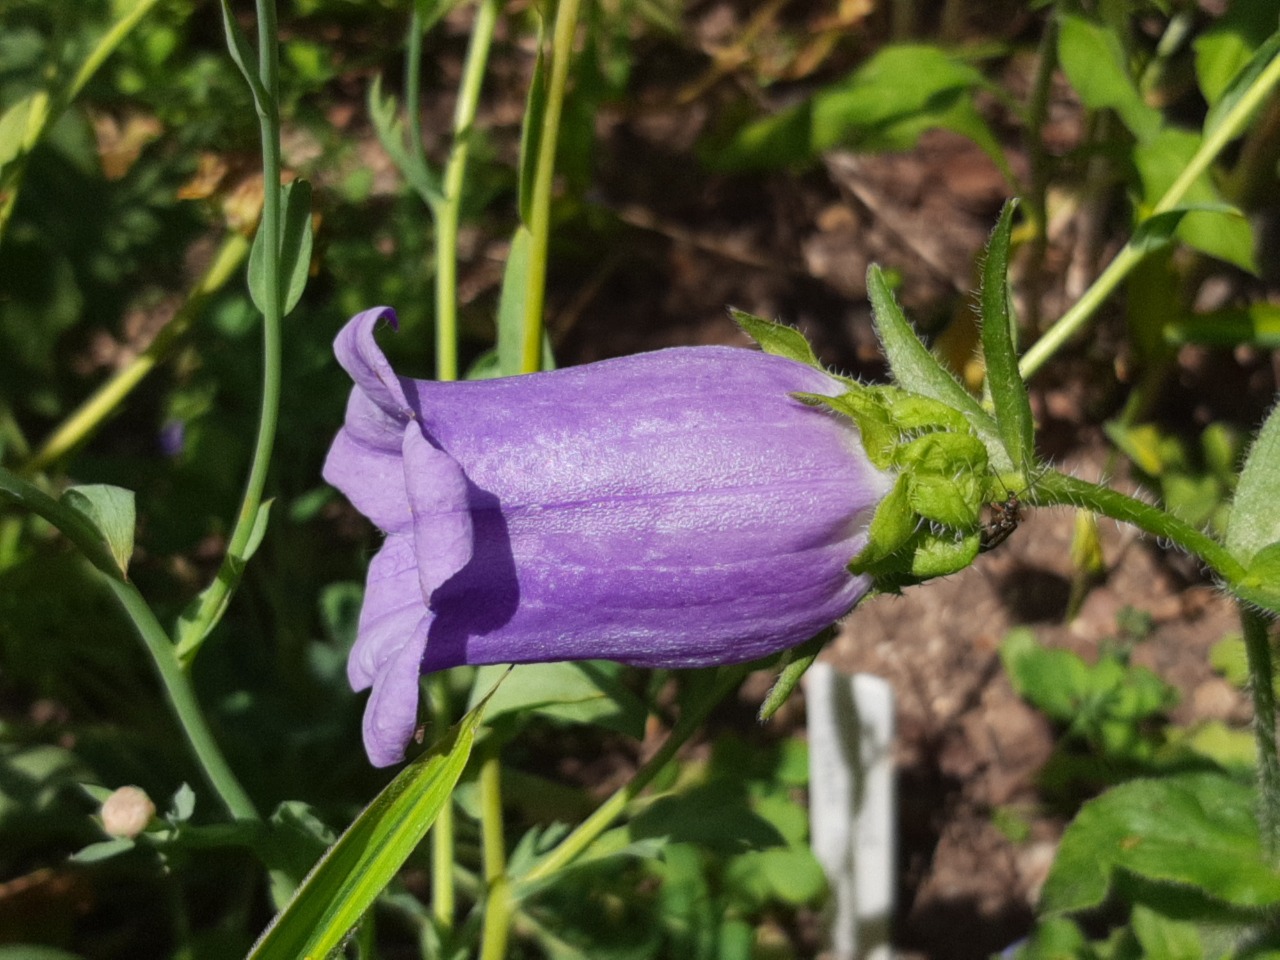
[806,664,896,960]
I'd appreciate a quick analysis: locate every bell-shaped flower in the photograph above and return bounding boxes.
[324,307,895,765]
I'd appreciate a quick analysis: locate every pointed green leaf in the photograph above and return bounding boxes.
[248,701,487,960]
[1237,541,1280,615]
[468,661,646,737]
[758,629,833,721]
[61,485,136,577]
[367,75,441,206]
[248,180,313,317]
[1227,403,1280,567]
[730,310,821,367]
[1203,29,1280,139]
[516,12,548,226]
[1057,13,1162,142]
[979,200,1034,471]
[492,226,552,376]
[801,391,897,470]
[218,0,270,113]
[867,266,1008,470]
[0,94,37,170]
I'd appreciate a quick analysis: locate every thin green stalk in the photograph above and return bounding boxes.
[477,752,511,960]
[1018,44,1280,379]
[25,233,250,475]
[520,0,583,375]
[0,467,258,822]
[1242,604,1280,864]
[1022,17,1057,332]
[176,0,285,662]
[1028,470,1246,586]
[434,0,500,382]
[518,664,750,887]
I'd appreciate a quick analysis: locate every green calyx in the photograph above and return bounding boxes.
[803,384,999,588]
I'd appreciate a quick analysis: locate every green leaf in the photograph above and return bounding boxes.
[218,0,270,114]
[1041,772,1280,915]
[1057,13,1162,142]
[1165,303,1280,348]
[366,75,441,206]
[1131,203,1245,255]
[758,629,832,721]
[248,179,314,317]
[516,11,548,226]
[70,838,135,863]
[979,200,1034,471]
[468,661,646,737]
[866,266,1008,470]
[1133,130,1258,272]
[1194,2,1280,106]
[0,93,37,170]
[730,310,821,367]
[247,701,486,960]
[1203,29,1280,139]
[497,226,531,377]
[61,484,136,577]
[803,391,897,470]
[1130,905,1203,960]
[714,45,1010,181]
[1227,404,1280,568]
[1238,541,1280,615]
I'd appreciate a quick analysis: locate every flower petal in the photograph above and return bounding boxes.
[402,426,474,598]
[362,616,430,767]
[349,533,427,690]
[334,306,411,418]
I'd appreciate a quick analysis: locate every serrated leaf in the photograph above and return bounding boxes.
[61,485,136,577]
[248,180,313,317]
[1042,772,1280,915]
[247,700,486,960]
[867,266,1008,470]
[979,200,1035,471]
[1227,403,1280,568]
[730,310,821,367]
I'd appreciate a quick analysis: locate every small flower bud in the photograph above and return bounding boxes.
[101,786,155,839]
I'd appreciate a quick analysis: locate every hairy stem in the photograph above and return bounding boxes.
[1242,604,1280,864]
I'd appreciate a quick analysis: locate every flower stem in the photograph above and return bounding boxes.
[0,467,258,823]
[433,0,499,382]
[176,0,285,662]
[477,751,511,960]
[1018,42,1280,379]
[1242,604,1280,864]
[520,0,583,375]
[1028,470,1246,586]
[518,664,750,888]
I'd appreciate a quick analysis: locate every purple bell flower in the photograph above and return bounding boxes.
[323,307,894,766]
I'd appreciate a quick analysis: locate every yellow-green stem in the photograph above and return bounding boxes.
[428,675,455,928]
[1018,45,1280,379]
[433,0,499,382]
[519,0,583,375]
[477,752,510,959]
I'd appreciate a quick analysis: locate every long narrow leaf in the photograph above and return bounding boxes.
[248,703,487,960]
[979,200,1034,470]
